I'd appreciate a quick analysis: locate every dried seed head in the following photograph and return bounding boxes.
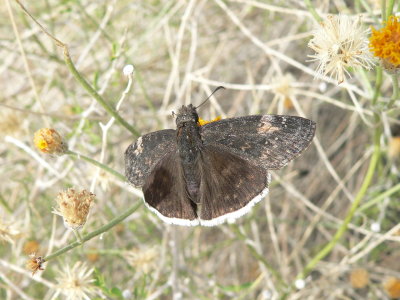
[23,240,40,255]
[26,255,45,275]
[124,247,159,274]
[350,268,369,289]
[308,14,374,83]
[53,189,95,230]
[33,128,67,155]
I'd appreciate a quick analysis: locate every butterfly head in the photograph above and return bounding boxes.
[175,104,199,127]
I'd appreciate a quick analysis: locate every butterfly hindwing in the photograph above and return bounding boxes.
[197,144,269,226]
[142,151,199,226]
[201,115,316,170]
[125,129,176,187]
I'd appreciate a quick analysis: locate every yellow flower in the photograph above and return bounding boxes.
[198,116,221,126]
[370,16,400,71]
[33,128,67,155]
[383,277,400,299]
[53,189,95,230]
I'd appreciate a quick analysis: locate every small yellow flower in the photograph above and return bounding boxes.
[198,116,221,126]
[383,277,400,299]
[26,255,45,275]
[349,268,369,289]
[370,16,400,71]
[53,188,95,230]
[33,128,67,155]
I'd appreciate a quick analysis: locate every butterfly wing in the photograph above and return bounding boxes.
[197,144,270,226]
[142,151,199,226]
[125,129,176,187]
[200,115,316,170]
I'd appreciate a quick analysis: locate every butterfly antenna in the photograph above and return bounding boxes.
[196,86,225,109]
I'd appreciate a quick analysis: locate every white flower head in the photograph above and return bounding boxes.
[53,261,99,300]
[308,14,375,83]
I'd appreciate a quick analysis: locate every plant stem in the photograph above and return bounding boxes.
[372,67,383,106]
[62,50,140,137]
[44,201,142,262]
[14,0,140,137]
[388,74,399,108]
[296,128,381,280]
[386,0,395,19]
[382,0,387,21]
[304,0,322,22]
[66,150,126,182]
[359,182,400,212]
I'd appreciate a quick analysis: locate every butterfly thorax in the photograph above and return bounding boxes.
[176,105,203,203]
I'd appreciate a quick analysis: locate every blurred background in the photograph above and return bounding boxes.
[1,0,399,299]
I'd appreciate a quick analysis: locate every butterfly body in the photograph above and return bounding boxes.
[125,104,316,226]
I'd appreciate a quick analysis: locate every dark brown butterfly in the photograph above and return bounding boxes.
[125,104,315,226]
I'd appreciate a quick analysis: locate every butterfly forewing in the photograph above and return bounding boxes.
[125,129,176,187]
[201,115,316,170]
[197,144,269,226]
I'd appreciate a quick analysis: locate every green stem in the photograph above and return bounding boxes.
[44,201,142,261]
[382,0,387,21]
[372,67,383,106]
[304,0,322,22]
[386,0,395,19]
[359,182,400,212]
[63,50,140,137]
[66,150,126,181]
[13,0,140,137]
[296,129,381,280]
[388,74,399,108]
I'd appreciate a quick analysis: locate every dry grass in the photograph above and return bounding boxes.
[1,0,399,299]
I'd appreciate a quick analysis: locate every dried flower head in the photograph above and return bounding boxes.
[26,255,45,275]
[53,261,99,300]
[370,16,400,73]
[350,268,370,289]
[198,116,221,126]
[124,247,158,273]
[33,128,67,155]
[23,240,40,255]
[308,14,374,83]
[0,219,21,244]
[53,188,95,230]
[383,277,400,299]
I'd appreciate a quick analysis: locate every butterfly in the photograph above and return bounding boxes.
[125,102,316,226]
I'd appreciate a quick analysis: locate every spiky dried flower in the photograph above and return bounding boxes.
[124,246,159,273]
[0,219,21,244]
[53,261,99,300]
[33,128,67,155]
[53,188,95,230]
[308,14,374,83]
[26,255,45,275]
